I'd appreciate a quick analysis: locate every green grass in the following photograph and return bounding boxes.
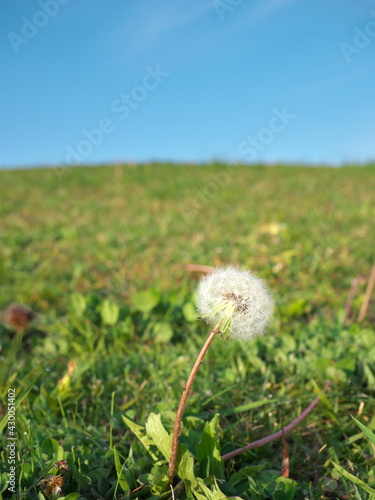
[0,163,374,499]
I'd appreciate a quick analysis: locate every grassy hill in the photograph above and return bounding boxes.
[0,164,374,499]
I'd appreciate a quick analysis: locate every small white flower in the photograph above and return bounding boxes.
[196,266,274,340]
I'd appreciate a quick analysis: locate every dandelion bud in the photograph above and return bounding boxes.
[196,267,273,340]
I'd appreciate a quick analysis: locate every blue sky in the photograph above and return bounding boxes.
[1,0,375,168]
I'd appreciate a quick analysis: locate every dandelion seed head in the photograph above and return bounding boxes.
[38,475,64,496]
[2,302,35,332]
[196,266,274,340]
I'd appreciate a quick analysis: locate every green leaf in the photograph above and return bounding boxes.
[0,371,43,433]
[220,399,273,416]
[131,289,160,312]
[70,293,87,316]
[362,362,375,389]
[100,299,120,326]
[148,465,169,495]
[176,444,199,495]
[311,380,339,424]
[145,413,172,460]
[336,357,356,373]
[122,414,159,460]
[153,322,174,343]
[195,477,227,499]
[230,465,265,486]
[281,334,297,352]
[272,477,296,500]
[60,494,81,500]
[41,437,64,461]
[113,446,130,493]
[182,302,198,322]
[145,414,199,495]
[352,417,375,447]
[326,366,347,383]
[331,461,375,495]
[87,468,109,481]
[197,414,224,479]
[194,478,216,500]
[0,472,9,493]
[286,298,307,317]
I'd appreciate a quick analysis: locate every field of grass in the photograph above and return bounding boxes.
[0,164,374,500]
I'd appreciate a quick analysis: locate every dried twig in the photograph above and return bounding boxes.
[343,276,362,325]
[185,264,214,273]
[358,261,375,322]
[281,428,290,477]
[221,396,320,461]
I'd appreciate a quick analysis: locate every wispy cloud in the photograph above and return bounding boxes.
[249,0,298,23]
[112,0,213,59]
[210,0,300,46]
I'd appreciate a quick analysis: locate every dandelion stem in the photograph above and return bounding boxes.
[167,324,221,484]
